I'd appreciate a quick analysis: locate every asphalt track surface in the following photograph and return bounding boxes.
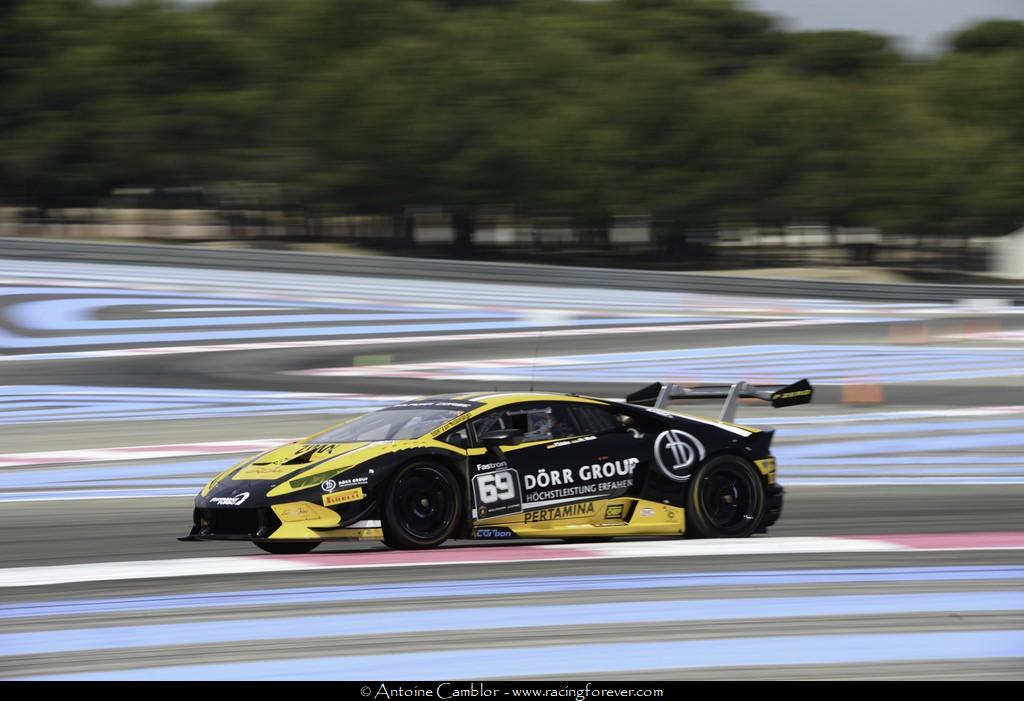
[1,249,1023,680]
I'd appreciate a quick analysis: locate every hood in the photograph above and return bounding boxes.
[231,442,371,481]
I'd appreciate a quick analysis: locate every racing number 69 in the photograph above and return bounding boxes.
[477,471,516,504]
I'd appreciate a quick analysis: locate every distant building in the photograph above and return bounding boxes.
[992,226,1024,279]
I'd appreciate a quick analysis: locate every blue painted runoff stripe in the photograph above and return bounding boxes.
[3,566,1022,621]
[0,459,235,489]
[0,385,396,424]
[0,285,372,309]
[441,345,1024,384]
[49,478,207,487]
[746,412,1024,427]
[777,432,1024,459]
[8,297,505,331]
[20,630,1024,680]
[778,472,1024,483]
[0,404,380,425]
[3,591,1023,656]
[781,456,1024,465]
[0,314,696,350]
[781,466,1024,476]
[0,487,198,502]
[776,417,1024,438]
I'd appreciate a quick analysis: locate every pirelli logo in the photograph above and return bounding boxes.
[322,487,364,507]
[775,389,811,399]
[524,501,595,523]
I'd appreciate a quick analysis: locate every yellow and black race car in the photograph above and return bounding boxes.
[181,380,813,553]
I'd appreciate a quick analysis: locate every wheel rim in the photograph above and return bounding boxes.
[394,467,456,540]
[698,464,758,534]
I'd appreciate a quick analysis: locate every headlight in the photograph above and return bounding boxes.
[288,468,345,490]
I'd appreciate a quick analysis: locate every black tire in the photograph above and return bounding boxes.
[685,455,765,538]
[254,540,320,555]
[381,461,461,549]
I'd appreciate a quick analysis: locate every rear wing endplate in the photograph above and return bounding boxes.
[625,379,813,423]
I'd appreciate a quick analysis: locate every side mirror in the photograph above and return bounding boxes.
[479,428,524,447]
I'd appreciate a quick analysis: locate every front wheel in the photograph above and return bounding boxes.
[686,455,765,538]
[382,462,461,549]
[254,540,320,555]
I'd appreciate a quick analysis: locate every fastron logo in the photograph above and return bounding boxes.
[321,479,337,493]
[210,491,250,506]
[654,430,705,481]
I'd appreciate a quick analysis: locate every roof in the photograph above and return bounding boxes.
[418,391,608,410]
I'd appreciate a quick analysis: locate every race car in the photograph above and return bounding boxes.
[181,380,813,553]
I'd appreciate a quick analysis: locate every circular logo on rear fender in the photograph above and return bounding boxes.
[321,480,337,493]
[654,430,706,482]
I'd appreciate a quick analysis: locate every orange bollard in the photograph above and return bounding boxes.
[960,319,1002,337]
[888,323,930,344]
[841,381,885,404]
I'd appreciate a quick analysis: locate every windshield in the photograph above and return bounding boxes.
[309,408,464,443]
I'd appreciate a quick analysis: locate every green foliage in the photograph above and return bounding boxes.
[0,0,1021,238]
[952,20,1024,54]
[783,31,900,76]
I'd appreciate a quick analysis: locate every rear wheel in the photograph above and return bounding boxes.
[254,541,320,555]
[685,455,765,538]
[382,462,461,549]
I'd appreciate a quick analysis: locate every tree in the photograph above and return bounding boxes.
[952,20,1024,54]
[783,30,901,77]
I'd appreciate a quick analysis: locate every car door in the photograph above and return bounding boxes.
[468,401,643,521]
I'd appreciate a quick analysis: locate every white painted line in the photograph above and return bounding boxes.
[943,332,1024,341]
[0,318,844,362]
[578,537,908,559]
[159,307,294,313]
[0,491,195,504]
[3,535,1021,588]
[757,406,1024,425]
[0,557,305,588]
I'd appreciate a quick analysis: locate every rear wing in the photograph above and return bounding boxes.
[625,379,813,423]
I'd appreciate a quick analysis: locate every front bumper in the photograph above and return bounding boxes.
[179,506,280,541]
[179,504,383,542]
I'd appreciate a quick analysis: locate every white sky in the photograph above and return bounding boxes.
[171,1,1024,54]
[744,0,1024,53]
